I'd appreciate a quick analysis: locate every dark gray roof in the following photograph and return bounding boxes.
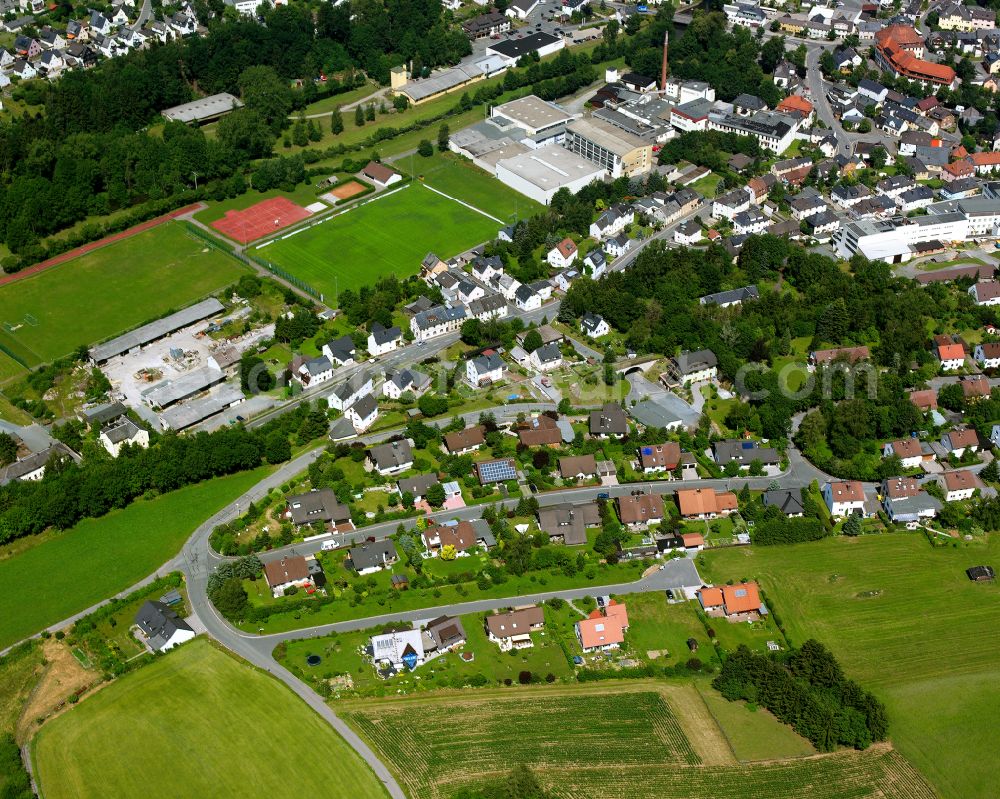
[101,417,142,444]
[762,489,804,515]
[370,322,401,346]
[713,438,779,465]
[533,342,562,364]
[79,401,127,427]
[286,488,350,526]
[351,393,378,420]
[397,473,439,498]
[134,600,193,651]
[347,539,398,571]
[700,285,759,306]
[369,440,414,471]
[589,402,628,435]
[90,298,224,362]
[673,349,717,375]
[581,312,606,333]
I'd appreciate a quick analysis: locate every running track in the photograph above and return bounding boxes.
[0,203,207,289]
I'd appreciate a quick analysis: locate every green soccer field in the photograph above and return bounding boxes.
[0,222,248,370]
[417,152,544,223]
[32,639,388,799]
[258,183,500,302]
[701,534,1000,799]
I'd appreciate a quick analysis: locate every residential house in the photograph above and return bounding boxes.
[293,355,334,387]
[346,393,379,432]
[444,425,486,455]
[368,322,401,356]
[263,555,315,597]
[466,351,504,386]
[558,454,598,480]
[285,488,351,529]
[367,440,414,476]
[667,349,718,385]
[984,342,1000,369]
[328,371,373,411]
[576,601,628,652]
[589,204,634,240]
[676,488,738,519]
[547,238,578,269]
[514,284,541,311]
[529,342,563,372]
[810,346,871,367]
[883,437,929,469]
[468,292,508,321]
[421,520,481,555]
[712,439,779,471]
[938,341,966,370]
[697,582,764,617]
[346,540,398,575]
[962,374,992,400]
[382,368,431,400]
[424,615,467,654]
[411,305,467,342]
[370,628,424,671]
[589,402,628,438]
[823,480,867,517]
[484,606,544,651]
[939,468,980,501]
[534,499,599,544]
[580,312,610,338]
[674,219,703,245]
[516,414,565,447]
[712,189,751,220]
[134,601,196,652]
[699,285,759,308]
[99,418,149,457]
[584,249,608,279]
[321,335,356,367]
[909,389,938,411]
[969,281,1000,306]
[762,489,804,516]
[616,493,665,527]
[638,442,681,474]
[881,476,940,524]
[942,427,979,458]
[473,457,518,484]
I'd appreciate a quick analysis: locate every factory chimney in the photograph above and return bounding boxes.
[660,31,669,92]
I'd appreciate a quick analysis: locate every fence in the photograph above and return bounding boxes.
[182,222,321,300]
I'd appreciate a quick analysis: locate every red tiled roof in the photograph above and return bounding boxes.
[909,389,937,410]
[777,95,814,117]
[722,582,761,614]
[938,343,965,361]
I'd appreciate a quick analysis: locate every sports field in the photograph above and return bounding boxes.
[259,183,499,300]
[341,682,935,799]
[701,534,1000,799]
[32,639,388,799]
[0,467,269,650]
[0,222,247,370]
[418,152,544,222]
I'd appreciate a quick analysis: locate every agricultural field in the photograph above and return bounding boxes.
[0,467,269,650]
[32,639,388,799]
[0,222,247,370]
[257,182,498,301]
[700,533,1000,799]
[342,682,936,799]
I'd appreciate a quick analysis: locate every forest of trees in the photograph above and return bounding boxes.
[713,640,889,751]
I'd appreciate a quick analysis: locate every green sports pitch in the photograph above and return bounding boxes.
[0,222,248,375]
[257,181,506,302]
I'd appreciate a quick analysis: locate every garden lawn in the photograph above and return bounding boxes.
[700,533,1000,799]
[0,222,247,366]
[32,639,387,799]
[419,152,544,222]
[0,468,269,650]
[258,183,499,301]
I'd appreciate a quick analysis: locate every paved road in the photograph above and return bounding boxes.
[132,0,152,29]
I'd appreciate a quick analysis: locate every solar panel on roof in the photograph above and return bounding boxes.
[735,589,747,597]
[478,460,516,483]
[641,447,653,455]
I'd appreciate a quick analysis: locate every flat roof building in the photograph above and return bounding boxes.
[491,95,575,139]
[495,147,604,205]
[162,93,243,124]
[564,116,653,178]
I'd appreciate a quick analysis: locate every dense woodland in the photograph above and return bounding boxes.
[713,640,888,751]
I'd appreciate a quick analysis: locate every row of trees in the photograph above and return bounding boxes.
[713,640,888,751]
[0,401,326,545]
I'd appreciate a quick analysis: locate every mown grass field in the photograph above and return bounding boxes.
[259,183,505,301]
[32,639,388,799]
[0,468,269,650]
[418,152,544,223]
[700,533,1000,799]
[341,682,936,799]
[0,222,247,369]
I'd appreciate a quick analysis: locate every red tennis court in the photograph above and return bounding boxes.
[211,197,312,243]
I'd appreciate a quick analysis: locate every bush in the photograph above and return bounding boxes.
[518,670,532,685]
